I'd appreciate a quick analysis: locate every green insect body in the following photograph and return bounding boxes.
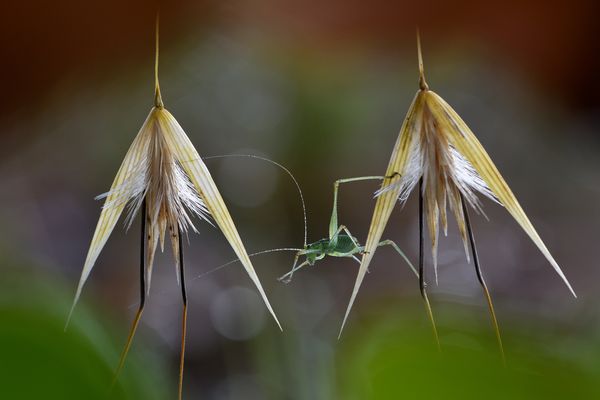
[303,234,361,263]
[279,176,416,283]
[186,163,436,346]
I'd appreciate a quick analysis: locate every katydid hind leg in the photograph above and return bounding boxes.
[328,176,389,240]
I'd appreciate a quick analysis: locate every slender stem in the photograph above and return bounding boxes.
[178,227,187,400]
[461,196,506,365]
[112,198,147,388]
[419,179,440,350]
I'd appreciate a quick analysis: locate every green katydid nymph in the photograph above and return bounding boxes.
[191,172,417,285]
[339,32,577,364]
[278,175,417,284]
[189,167,437,341]
[276,175,439,347]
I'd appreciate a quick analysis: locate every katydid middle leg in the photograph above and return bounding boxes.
[329,224,361,249]
[330,224,371,271]
[376,238,439,340]
[376,240,418,277]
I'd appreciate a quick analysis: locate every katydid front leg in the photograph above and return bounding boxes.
[279,252,310,284]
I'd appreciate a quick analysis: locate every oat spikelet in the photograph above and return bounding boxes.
[340,33,575,337]
[66,21,281,331]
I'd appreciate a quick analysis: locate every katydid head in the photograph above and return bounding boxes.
[305,238,332,263]
[277,240,329,284]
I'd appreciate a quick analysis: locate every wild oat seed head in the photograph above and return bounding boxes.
[67,20,281,331]
[339,34,575,337]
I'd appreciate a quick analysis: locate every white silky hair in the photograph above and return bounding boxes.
[376,137,498,210]
[375,133,423,202]
[96,127,209,233]
[448,146,499,212]
[165,158,210,232]
[96,151,150,230]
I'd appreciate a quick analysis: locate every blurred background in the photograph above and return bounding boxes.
[1,1,600,399]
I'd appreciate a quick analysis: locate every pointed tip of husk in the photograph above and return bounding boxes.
[154,12,164,108]
[64,300,77,332]
[338,313,350,340]
[155,110,282,330]
[338,251,374,339]
[416,28,429,91]
[425,89,577,301]
[561,273,577,298]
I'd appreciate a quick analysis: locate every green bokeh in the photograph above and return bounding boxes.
[337,304,600,400]
[0,265,167,400]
